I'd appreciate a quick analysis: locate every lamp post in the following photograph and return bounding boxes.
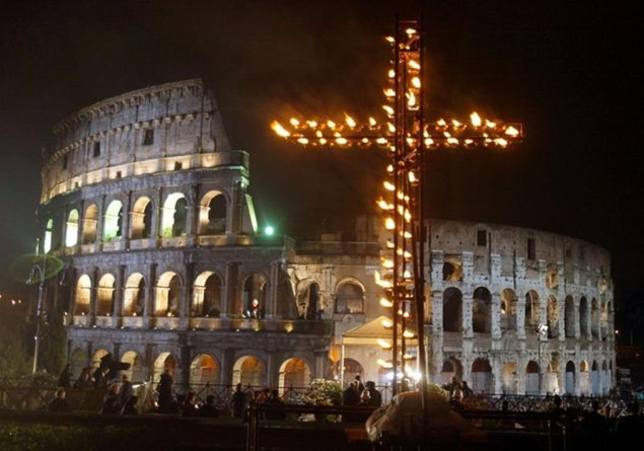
[537,323,548,394]
[27,256,48,375]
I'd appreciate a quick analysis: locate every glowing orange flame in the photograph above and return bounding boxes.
[411,76,421,89]
[289,117,300,127]
[382,105,394,116]
[369,116,377,127]
[505,125,519,137]
[408,59,420,70]
[344,113,357,128]
[270,121,290,138]
[470,111,482,127]
[326,120,336,129]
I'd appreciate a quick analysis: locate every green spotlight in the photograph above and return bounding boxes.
[264,225,274,236]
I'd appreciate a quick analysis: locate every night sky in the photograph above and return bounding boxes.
[0,1,642,339]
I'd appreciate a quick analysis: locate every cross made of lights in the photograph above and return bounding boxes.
[270,18,523,405]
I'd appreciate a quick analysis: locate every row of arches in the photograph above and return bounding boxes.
[441,287,612,340]
[71,349,312,391]
[441,357,612,395]
[74,271,367,318]
[43,190,228,252]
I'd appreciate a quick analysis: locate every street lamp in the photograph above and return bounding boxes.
[26,254,48,375]
[537,323,548,394]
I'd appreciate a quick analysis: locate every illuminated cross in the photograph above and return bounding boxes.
[270,18,522,405]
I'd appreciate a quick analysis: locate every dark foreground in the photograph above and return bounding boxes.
[3,408,631,451]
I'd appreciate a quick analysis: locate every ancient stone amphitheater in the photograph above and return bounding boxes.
[36,79,614,396]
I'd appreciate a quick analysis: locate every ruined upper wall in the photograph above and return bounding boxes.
[40,79,232,203]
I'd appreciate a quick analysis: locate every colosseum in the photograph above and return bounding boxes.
[36,78,615,397]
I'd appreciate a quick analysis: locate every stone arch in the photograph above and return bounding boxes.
[442,257,462,282]
[43,218,54,253]
[501,289,518,332]
[74,274,92,315]
[547,295,558,338]
[190,353,220,386]
[154,271,182,316]
[525,290,539,329]
[600,300,609,340]
[565,361,576,395]
[334,279,365,314]
[96,273,116,316]
[526,361,540,395]
[580,297,589,337]
[192,271,222,317]
[70,348,86,381]
[103,200,124,241]
[337,357,364,386]
[279,358,312,392]
[82,203,98,244]
[198,190,227,235]
[564,295,575,338]
[441,358,463,385]
[131,196,153,239]
[591,360,600,395]
[153,352,177,383]
[297,280,321,319]
[443,287,462,332]
[161,192,188,238]
[579,360,590,394]
[501,362,518,394]
[232,355,266,387]
[65,209,80,247]
[241,273,268,318]
[591,298,600,339]
[121,350,145,382]
[471,358,492,394]
[91,349,110,369]
[123,273,145,316]
[472,287,492,334]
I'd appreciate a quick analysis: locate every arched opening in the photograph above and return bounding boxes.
[591,298,599,339]
[121,351,145,382]
[123,273,145,316]
[443,288,462,332]
[591,360,600,395]
[96,274,116,316]
[155,272,181,316]
[600,300,609,340]
[442,258,462,281]
[242,273,267,318]
[441,358,463,386]
[335,358,364,387]
[103,200,123,241]
[526,361,540,395]
[297,281,320,319]
[580,297,589,337]
[501,289,518,332]
[501,362,518,394]
[161,192,187,238]
[565,361,576,395]
[82,204,98,244]
[335,280,365,314]
[601,361,610,394]
[43,218,54,253]
[565,296,575,338]
[153,352,177,383]
[74,274,92,315]
[547,295,558,338]
[232,355,266,387]
[70,348,86,381]
[192,271,222,317]
[190,354,220,386]
[279,358,311,392]
[91,349,110,370]
[131,197,153,239]
[472,287,492,334]
[65,209,80,247]
[471,358,492,394]
[525,291,539,330]
[199,191,227,235]
[579,360,590,394]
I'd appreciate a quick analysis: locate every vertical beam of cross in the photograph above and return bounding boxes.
[270,17,523,404]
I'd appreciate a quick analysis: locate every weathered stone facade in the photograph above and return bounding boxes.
[36,79,614,395]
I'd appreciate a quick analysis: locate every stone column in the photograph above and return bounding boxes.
[462,287,473,338]
[314,351,327,379]
[144,263,157,323]
[90,267,99,321]
[492,358,503,394]
[516,291,526,339]
[223,262,238,317]
[267,261,281,319]
[517,354,527,395]
[180,263,194,328]
[97,195,106,250]
[121,192,132,248]
[491,292,502,340]
[573,297,581,339]
[77,200,86,246]
[113,265,126,320]
[152,188,163,242]
[221,349,235,386]
[185,185,198,245]
[431,289,443,335]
